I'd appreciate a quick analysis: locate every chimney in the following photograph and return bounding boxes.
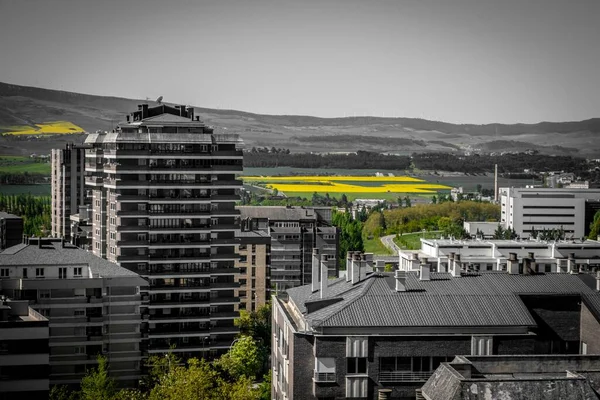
[596,271,600,292]
[320,256,328,299]
[352,253,361,284]
[196,116,200,121]
[312,249,320,292]
[364,252,373,272]
[126,115,130,123]
[508,253,519,274]
[141,104,149,119]
[527,252,536,274]
[395,270,406,292]
[375,260,386,273]
[61,238,65,248]
[419,257,430,281]
[568,253,577,274]
[346,252,354,282]
[186,106,194,120]
[451,254,461,277]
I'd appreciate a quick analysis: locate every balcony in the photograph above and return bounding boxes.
[211,150,243,157]
[378,371,433,382]
[313,372,336,382]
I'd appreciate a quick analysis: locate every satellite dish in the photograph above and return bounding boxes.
[156,96,163,105]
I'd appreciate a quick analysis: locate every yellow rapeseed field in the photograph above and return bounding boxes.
[3,121,85,135]
[242,175,451,194]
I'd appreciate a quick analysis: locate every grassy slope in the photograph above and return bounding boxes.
[0,156,51,174]
[363,235,393,255]
[394,231,443,250]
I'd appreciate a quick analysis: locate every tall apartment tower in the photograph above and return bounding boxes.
[85,104,243,359]
[51,143,90,239]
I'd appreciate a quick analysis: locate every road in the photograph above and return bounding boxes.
[380,235,401,255]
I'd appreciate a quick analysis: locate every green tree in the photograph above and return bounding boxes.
[404,196,411,208]
[589,210,600,240]
[431,195,437,204]
[149,358,220,400]
[493,224,505,239]
[80,356,117,400]
[214,336,265,380]
[235,303,271,346]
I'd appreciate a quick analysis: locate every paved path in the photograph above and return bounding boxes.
[380,234,401,255]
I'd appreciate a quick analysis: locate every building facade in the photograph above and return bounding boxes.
[51,143,89,239]
[235,231,271,312]
[84,104,243,358]
[0,237,147,387]
[400,238,600,275]
[272,252,600,400]
[239,206,338,291]
[0,299,49,399]
[500,187,600,239]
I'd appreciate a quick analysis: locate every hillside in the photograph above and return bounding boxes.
[1,81,599,156]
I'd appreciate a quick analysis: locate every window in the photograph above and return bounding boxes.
[314,357,336,382]
[582,342,588,355]
[59,267,67,279]
[39,289,51,299]
[472,336,493,355]
[22,268,27,278]
[347,357,367,374]
[252,255,256,265]
[252,245,256,253]
[74,267,83,277]
[74,309,86,317]
[36,268,45,278]
[0,268,9,277]
[346,377,368,398]
[74,346,86,354]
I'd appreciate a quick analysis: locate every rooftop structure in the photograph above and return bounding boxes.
[272,251,600,399]
[0,238,147,387]
[0,212,23,250]
[84,103,243,359]
[239,206,338,291]
[422,355,600,400]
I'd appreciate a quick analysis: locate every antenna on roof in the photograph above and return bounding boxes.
[156,96,163,105]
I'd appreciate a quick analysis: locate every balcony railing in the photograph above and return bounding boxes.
[378,371,433,382]
[314,372,336,382]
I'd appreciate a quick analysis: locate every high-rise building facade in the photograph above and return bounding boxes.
[235,230,271,312]
[84,104,243,358]
[51,143,89,239]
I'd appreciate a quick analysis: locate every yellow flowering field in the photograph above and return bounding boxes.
[242,175,452,196]
[3,121,85,135]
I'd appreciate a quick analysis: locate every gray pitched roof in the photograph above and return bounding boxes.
[0,240,143,279]
[286,271,600,329]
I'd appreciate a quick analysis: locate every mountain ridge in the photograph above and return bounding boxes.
[0,81,598,156]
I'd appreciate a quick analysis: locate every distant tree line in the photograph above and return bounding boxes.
[0,172,48,184]
[245,149,412,170]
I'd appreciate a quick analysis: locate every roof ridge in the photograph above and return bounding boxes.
[320,278,376,324]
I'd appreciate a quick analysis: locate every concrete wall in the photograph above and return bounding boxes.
[581,303,600,354]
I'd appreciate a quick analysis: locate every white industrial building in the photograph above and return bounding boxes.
[500,187,600,239]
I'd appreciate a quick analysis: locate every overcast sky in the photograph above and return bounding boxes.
[0,0,598,124]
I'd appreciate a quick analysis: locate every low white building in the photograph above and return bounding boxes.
[399,238,600,275]
[500,187,600,239]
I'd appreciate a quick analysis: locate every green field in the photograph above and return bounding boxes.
[0,156,51,174]
[394,231,443,250]
[363,236,393,255]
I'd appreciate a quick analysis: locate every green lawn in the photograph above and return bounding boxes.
[394,231,443,250]
[363,235,393,255]
[0,156,51,174]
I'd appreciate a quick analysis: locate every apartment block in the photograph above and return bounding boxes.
[84,104,243,359]
[400,238,600,274]
[500,187,600,239]
[51,143,90,239]
[236,230,271,312]
[272,252,600,400]
[239,206,338,291]
[0,299,49,399]
[0,238,147,387]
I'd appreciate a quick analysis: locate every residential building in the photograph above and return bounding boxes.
[399,238,600,274]
[272,251,600,400]
[84,104,243,358]
[0,212,23,250]
[51,143,90,239]
[422,355,600,400]
[462,221,498,239]
[0,298,49,399]
[69,204,92,251]
[0,237,147,387]
[500,187,600,239]
[236,230,271,312]
[239,206,338,291]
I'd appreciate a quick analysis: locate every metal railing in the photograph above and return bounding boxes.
[378,371,432,382]
[314,372,336,382]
